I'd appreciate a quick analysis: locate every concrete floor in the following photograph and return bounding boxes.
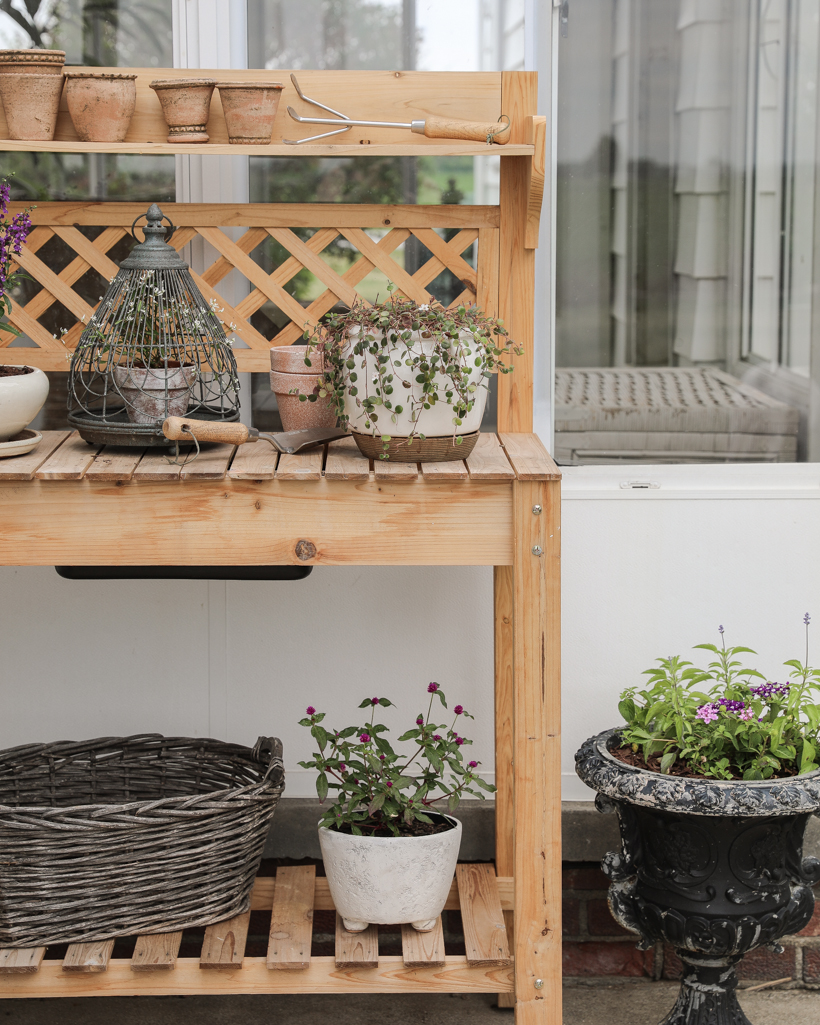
[0,984,817,1024]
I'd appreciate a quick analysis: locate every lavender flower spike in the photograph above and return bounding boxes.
[805,613,811,626]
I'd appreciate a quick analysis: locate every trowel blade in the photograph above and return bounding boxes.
[265,427,349,454]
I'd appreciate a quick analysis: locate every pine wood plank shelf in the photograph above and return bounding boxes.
[0,865,514,997]
[0,139,534,157]
[0,431,558,567]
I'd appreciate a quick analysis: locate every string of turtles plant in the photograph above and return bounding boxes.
[298,290,523,458]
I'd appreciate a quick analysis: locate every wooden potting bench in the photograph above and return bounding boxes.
[0,70,560,1024]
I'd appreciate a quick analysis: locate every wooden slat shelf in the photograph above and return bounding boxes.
[0,140,534,157]
[0,864,514,997]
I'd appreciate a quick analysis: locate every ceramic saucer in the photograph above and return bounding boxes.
[0,428,43,458]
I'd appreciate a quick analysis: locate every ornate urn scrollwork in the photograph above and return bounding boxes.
[576,729,820,1025]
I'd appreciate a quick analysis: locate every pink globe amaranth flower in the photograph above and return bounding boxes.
[427,682,439,693]
[456,737,465,746]
[386,781,393,788]
[416,716,424,725]
[379,754,385,761]
[371,697,379,705]
[359,733,371,743]
[338,763,346,772]
[306,706,316,715]
[433,734,442,741]
[468,760,478,768]
[454,705,464,715]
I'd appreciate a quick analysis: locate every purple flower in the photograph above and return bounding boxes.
[750,682,790,700]
[371,697,380,705]
[468,760,478,768]
[427,682,439,693]
[739,709,754,721]
[696,704,719,724]
[416,716,424,725]
[806,613,812,626]
[338,763,346,772]
[359,733,371,743]
[719,624,724,635]
[386,781,393,788]
[306,706,316,715]
[456,737,465,746]
[454,705,464,715]
[379,754,385,761]
[433,734,442,741]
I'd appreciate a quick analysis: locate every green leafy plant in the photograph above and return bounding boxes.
[298,682,496,836]
[618,617,820,781]
[298,292,522,458]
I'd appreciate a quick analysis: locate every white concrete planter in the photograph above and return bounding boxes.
[342,328,487,438]
[319,815,462,933]
[0,366,49,441]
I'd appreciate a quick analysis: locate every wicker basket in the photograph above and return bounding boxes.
[0,734,284,946]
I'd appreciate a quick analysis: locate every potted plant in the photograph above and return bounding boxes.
[575,620,820,1025]
[0,177,48,445]
[299,682,495,933]
[299,291,522,461]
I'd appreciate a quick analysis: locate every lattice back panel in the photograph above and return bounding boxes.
[2,203,500,373]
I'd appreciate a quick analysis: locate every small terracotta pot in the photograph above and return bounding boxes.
[270,369,336,431]
[270,344,324,374]
[0,72,63,141]
[65,73,137,143]
[149,78,216,143]
[0,49,65,75]
[216,81,283,144]
[112,365,196,425]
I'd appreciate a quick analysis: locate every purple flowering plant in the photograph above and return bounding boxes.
[0,177,33,338]
[618,617,820,780]
[298,682,495,836]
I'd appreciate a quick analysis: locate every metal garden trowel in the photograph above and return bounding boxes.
[162,416,348,454]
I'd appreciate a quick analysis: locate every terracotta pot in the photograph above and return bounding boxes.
[270,344,323,374]
[270,369,336,431]
[0,49,65,75]
[64,73,137,143]
[112,365,196,425]
[0,366,49,442]
[216,81,283,144]
[319,815,462,933]
[149,78,216,143]
[0,72,63,141]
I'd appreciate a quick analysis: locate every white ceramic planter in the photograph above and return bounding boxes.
[0,367,49,441]
[319,815,462,933]
[342,328,488,438]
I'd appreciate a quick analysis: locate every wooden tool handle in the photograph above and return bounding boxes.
[421,116,511,145]
[163,417,250,445]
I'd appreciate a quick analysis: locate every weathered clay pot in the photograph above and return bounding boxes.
[0,366,49,441]
[216,81,283,144]
[576,729,820,1025]
[64,73,137,143]
[112,365,196,425]
[270,369,336,431]
[319,815,462,932]
[0,49,65,75]
[149,78,216,143]
[0,72,63,141]
[269,344,323,374]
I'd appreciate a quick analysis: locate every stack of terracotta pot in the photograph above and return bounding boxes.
[0,49,65,141]
[270,345,337,431]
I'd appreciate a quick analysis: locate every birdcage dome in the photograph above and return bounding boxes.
[67,204,240,446]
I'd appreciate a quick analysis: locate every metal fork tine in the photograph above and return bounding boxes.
[289,73,351,121]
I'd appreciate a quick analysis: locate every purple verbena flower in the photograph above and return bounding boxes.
[427,682,439,693]
[338,763,346,772]
[696,704,719,724]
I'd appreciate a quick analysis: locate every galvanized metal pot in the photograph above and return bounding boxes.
[576,729,820,1025]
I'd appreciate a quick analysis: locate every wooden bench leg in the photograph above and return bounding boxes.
[512,479,561,1024]
[495,565,516,1008]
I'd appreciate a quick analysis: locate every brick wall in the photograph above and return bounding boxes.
[562,862,820,988]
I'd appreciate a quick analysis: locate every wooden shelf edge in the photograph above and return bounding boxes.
[0,956,514,997]
[0,141,535,158]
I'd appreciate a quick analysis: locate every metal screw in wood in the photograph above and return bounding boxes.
[532,545,543,556]
[532,504,542,514]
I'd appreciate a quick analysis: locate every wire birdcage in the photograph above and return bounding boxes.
[68,203,240,446]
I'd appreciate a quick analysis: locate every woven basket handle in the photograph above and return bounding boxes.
[253,736,285,786]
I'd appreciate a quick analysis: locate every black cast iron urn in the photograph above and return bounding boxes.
[576,729,820,1025]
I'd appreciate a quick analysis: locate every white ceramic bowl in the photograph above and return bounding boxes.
[0,367,49,441]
